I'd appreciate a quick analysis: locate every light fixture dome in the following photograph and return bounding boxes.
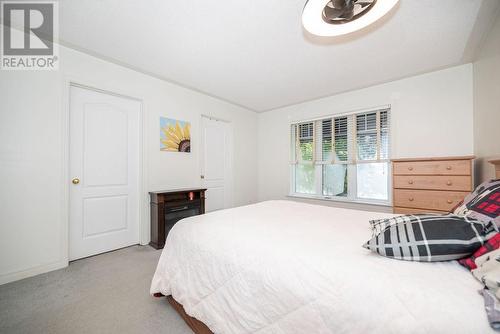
[302,0,399,37]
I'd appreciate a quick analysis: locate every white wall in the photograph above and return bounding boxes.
[258,64,474,211]
[0,46,258,285]
[473,12,500,182]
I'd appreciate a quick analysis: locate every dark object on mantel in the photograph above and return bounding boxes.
[149,188,206,249]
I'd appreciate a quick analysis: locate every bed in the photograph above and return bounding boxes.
[151,200,494,333]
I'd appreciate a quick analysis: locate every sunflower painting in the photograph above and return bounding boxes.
[160,117,191,152]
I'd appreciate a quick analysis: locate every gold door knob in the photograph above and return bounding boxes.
[447,199,453,204]
[72,178,80,185]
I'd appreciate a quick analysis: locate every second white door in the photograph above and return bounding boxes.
[201,116,232,212]
[69,86,141,261]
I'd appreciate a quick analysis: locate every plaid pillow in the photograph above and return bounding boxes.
[363,214,498,262]
[369,217,392,236]
[459,233,500,270]
[369,213,445,236]
[453,179,500,227]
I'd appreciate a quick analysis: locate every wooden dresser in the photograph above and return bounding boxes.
[392,156,474,214]
[490,159,500,179]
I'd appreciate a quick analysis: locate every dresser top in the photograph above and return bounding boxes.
[392,155,475,162]
[149,188,207,195]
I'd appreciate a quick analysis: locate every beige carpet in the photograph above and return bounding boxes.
[0,246,192,334]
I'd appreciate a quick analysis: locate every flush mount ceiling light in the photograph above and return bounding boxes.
[302,0,399,37]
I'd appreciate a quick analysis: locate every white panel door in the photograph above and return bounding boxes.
[69,86,141,261]
[201,116,232,212]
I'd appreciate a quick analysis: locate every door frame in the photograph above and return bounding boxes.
[200,114,234,210]
[61,77,147,266]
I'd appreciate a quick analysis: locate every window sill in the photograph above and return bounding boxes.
[287,193,392,208]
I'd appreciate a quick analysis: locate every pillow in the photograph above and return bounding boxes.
[369,213,445,236]
[471,248,500,331]
[363,214,498,262]
[453,179,500,227]
[369,217,394,235]
[472,248,500,293]
[459,233,500,270]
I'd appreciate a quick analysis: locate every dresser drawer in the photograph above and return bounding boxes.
[393,207,448,215]
[393,160,471,175]
[393,175,471,191]
[393,189,468,211]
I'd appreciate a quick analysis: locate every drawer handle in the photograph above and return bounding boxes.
[447,199,453,204]
[408,180,414,185]
[446,166,452,170]
[446,181,453,186]
[408,197,414,202]
[408,166,414,171]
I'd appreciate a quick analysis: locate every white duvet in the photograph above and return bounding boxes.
[151,200,493,334]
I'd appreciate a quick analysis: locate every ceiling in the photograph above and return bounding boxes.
[59,0,499,112]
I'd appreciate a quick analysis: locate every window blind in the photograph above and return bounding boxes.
[291,108,390,165]
[296,122,314,162]
[321,119,332,162]
[380,111,390,160]
[356,112,378,161]
[334,116,349,162]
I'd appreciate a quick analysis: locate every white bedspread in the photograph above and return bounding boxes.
[151,200,493,334]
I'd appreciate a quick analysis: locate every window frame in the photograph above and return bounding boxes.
[289,106,392,207]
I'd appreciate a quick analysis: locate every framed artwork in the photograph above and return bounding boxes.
[160,117,191,152]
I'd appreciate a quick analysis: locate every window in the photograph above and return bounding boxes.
[290,108,390,204]
[294,122,315,194]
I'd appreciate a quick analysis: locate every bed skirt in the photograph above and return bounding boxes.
[165,295,214,334]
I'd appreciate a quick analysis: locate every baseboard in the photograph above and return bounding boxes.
[0,260,68,286]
